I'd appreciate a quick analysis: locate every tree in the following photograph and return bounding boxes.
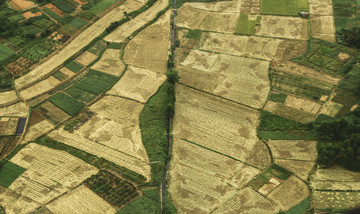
[166,69,179,84]
[338,27,360,48]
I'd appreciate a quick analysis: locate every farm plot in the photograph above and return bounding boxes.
[0,136,20,159]
[177,49,270,109]
[284,95,322,114]
[318,100,343,117]
[0,90,18,106]
[6,57,34,76]
[46,185,116,214]
[260,0,308,16]
[124,10,171,74]
[8,0,34,10]
[0,102,28,117]
[36,101,70,124]
[107,66,166,103]
[176,5,238,34]
[8,143,98,204]
[14,0,144,90]
[275,159,315,180]
[181,0,242,13]
[169,138,261,213]
[0,160,26,188]
[0,117,19,135]
[213,187,280,214]
[312,191,360,212]
[0,186,41,214]
[22,120,55,144]
[49,93,85,116]
[310,4,333,15]
[240,0,261,13]
[104,0,169,43]
[310,16,336,42]
[75,51,98,66]
[91,49,125,76]
[264,101,317,123]
[199,32,307,61]
[44,3,65,17]
[268,140,317,160]
[173,84,262,163]
[0,44,15,63]
[255,15,309,40]
[19,76,62,101]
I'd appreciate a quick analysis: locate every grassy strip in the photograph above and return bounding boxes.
[258,131,317,140]
[34,136,147,185]
[235,13,260,35]
[258,111,311,131]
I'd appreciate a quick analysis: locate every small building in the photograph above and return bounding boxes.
[299,12,309,18]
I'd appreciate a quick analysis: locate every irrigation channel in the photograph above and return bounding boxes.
[161,0,176,212]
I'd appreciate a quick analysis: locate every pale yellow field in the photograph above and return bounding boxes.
[107,66,166,103]
[75,51,98,66]
[313,191,360,210]
[275,159,315,180]
[246,140,272,170]
[256,15,309,40]
[310,4,333,15]
[124,10,171,74]
[173,84,260,163]
[22,119,55,144]
[310,16,336,43]
[14,0,144,90]
[213,187,280,214]
[181,0,241,13]
[19,76,61,100]
[199,32,307,61]
[104,0,169,43]
[178,49,270,109]
[0,187,41,214]
[0,102,28,117]
[176,5,238,34]
[91,49,125,76]
[308,0,332,4]
[0,90,18,106]
[284,95,322,114]
[168,138,260,213]
[267,140,318,161]
[267,175,310,211]
[46,185,116,214]
[9,143,98,204]
[319,100,343,117]
[264,101,317,123]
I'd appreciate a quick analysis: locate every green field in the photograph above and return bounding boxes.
[59,24,78,36]
[185,29,202,40]
[269,92,288,103]
[65,61,83,73]
[338,64,360,94]
[118,189,161,214]
[71,70,116,95]
[49,92,85,115]
[0,160,26,188]
[43,7,62,21]
[68,18,88,29]
[259,111,311,131]
[258,130,317,140]
[235,13,260,35]
[0,69,12,90]
[0,44,15,63]
[332,89,359,117]
[260,0,308,16]
[33,18,55,30]
[87,39,107,55]
[9,14,25,22]
[65,86,97,103]
[22,38,61,62]
[87,0,121,15]
[286,197,311,214]
[52,70,68,81]
[53,0,76,13]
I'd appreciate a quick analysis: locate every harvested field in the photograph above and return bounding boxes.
[0,90,18,106]
[91,49,125,76]
[199,32,307,61]
[75,51,98,66]
[181,0,242,13]
[104,0,169,43]
[176,5,238,34]
[0,102,28,117]
[178,49,270,108]
[0,187,41,214]
[123,10,171,74]
[309,4,333,15]
[272,61,341,85]
[22,119,55,143]
[6,57,34,76]
[246,140,272,169]
[36,101,71,124]
[313,191,360,211]
[310,16,336,42]
[213,187,280,214]
[44,3,65,17]
[267,140,318,161]
[46,185,116,214]
[9,143,98,204]
[275,159,315,180]
[319,100,343,117]
[264,101,317,123]
[8,0,34,10]
[19,76,61,101]
[15,0,144,90]
[256,15,308,40]
[173,84,261,162]
[284,95,322,114]
[240,0,261,13]
[22,11,42,19]
[267,175,310,211]
[107,66,166,103]
[0,117,19,135]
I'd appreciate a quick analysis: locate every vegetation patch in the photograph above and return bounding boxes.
[260,0,308,16]
[338,64,360,95]
[63,108,94,132]
[68,18,88,29]
[73,70,116,95]
[185,29,202,40]
[235,13,260,35]
[248,164,292,191]
[332,89,359,117]
[48,92,85,115]
[285,197,311,214]
[22,38,61,62]
[43,7,62,21]
[85,170,140,208]
[65,86,97,103]
[87,39,107,55]
[258,110,311,131]
[269,92,287,103]
[258,131,316,140]
[0,159,26,188]
[0,44,16,63]
[52,0,76,13]
[65,61,84,73]
[118,189,161,214]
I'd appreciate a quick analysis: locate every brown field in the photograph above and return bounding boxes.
[91,49,125,76]
[284,95,322,114]
[313,191,360,210]
[176,5,238,34]
[44,3,65,17]
[22,11,42,19]
[177,49,270,109]
[27,110,45,128]
[104,0,169,43]
[310,4,333,15]
[0,117,19,135]
[0,186,41,214]
[46,185,116,214]
[213,187,280,214]
[9,143,98,204]
[49,96,151,180]
[106,66,166,103]
[0,102,28,117]
[19,76,61,100]
[8,0,34,10]
[0,90,18,106]
[267,175,310,211]
[246,140,272,169]
[264,101,317,123]
[124,10,171,74]
[6,57,34,76]
[319,100,343,117]
[36,101,71,124]
[272,61,341,85]
[275,159,315,180]
[199,32,307,61]
[255,15,309,40]
[15,0,144,90]
[240,0,261,13]
[181,0,242,13]
[310,16,336,43]
[267,140,318,161]
[168,138,261,213]
[75,51,98,66]
[173,84,261,163]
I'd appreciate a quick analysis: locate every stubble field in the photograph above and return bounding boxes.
[91,49,125,76]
